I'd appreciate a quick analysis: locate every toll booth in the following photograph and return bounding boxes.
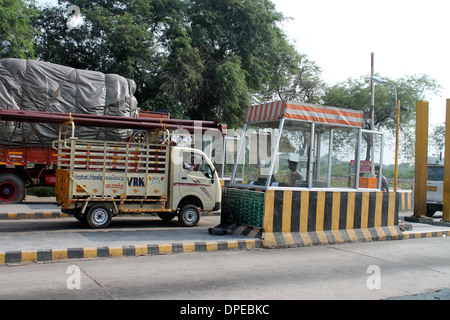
[218,100,401,247]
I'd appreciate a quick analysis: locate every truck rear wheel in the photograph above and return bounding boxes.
[87,205,112,229]
[178,204,201,227]
[0,174,25,204]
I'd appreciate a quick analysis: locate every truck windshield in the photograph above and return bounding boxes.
[428,166,444,181]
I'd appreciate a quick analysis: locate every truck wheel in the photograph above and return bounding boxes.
[178,204,201,227]
[0,174,25,204]
[86,205,112,229]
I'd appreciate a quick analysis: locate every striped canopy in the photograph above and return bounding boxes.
[245,100,364,128]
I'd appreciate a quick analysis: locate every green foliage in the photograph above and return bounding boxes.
[33,0,315,128]
[430,124,445,155]
[0,0,37,58]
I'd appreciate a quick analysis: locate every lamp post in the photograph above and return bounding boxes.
[371,76,400,193]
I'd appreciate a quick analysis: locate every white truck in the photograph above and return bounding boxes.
[54,123,221,228]
[426,164,444,217]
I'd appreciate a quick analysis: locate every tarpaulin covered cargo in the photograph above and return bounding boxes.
[0,58,139,146]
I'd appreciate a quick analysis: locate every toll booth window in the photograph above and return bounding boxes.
[233,122,312,188]
[323,126,359,189]
[233,123,277,186]
[231,120,367,190]
[272,122,311,187]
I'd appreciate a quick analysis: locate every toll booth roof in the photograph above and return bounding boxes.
[245,100,364,128]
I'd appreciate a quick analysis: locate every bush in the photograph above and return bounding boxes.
[27,186,55,197]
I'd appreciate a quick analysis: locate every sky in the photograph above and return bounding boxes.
[271,0,449,127]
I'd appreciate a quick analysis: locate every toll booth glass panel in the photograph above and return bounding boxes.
[359,130,384,189]
[327,126,359,189]
[233,122,281,187]
[230,120,373,190]
[272,121,311,187]
[312,125,332,188]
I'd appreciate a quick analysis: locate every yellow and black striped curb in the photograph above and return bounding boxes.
[263,227,402,248]
[0,239,262,265]
[403,230,450,239]
[0,212,69,220]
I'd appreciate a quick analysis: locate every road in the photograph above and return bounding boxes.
[1,199,450,304]
[0,236,449,301]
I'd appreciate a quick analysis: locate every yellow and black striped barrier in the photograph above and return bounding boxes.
[221,188,402,248]
[0,239,261,265]
[398,190,413,212]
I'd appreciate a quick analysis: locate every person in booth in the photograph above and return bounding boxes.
[288,154,303,187]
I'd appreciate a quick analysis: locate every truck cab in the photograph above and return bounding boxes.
[426,164,444,217]
[171,147,221,225]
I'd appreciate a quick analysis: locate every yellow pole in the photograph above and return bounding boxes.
[414,101,428,217]
[443,99,450,221]
[394,100,400,193]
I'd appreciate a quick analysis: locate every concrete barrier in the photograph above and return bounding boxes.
[397,190,413,212]
[221,188,402,248]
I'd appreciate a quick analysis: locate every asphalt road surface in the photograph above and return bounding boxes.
[0,236,449,301]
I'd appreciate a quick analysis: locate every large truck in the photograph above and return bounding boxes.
[55,121,221,228]
[0,58,139,204]
[54,123,221,228]
[0,108,223,228]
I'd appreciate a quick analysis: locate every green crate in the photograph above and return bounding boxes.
[223,188,265,228]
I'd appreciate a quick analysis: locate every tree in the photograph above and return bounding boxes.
[33,0,170,104]
[154,0,304,128]
[0,0,38,58]
[260,51,325,104]
[33,0,325,127]
[321,74,442,162]
[430,124,445,157]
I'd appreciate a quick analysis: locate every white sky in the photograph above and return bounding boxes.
[271,0,449,126]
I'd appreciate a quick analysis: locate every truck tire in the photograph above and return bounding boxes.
[86,205,112,229]
[0,174,25,204]
[178,204,201,227]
